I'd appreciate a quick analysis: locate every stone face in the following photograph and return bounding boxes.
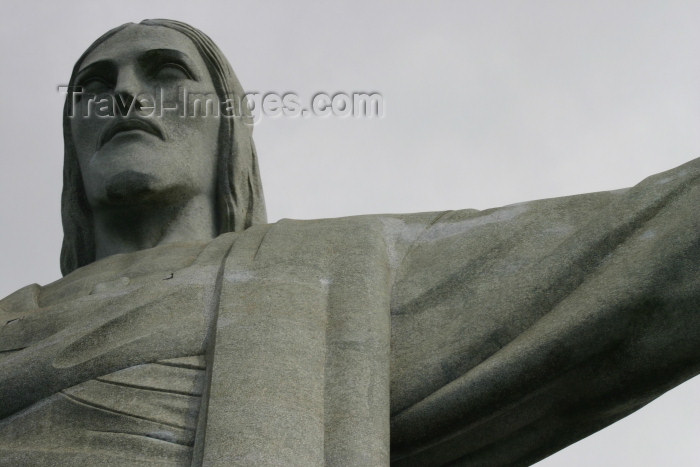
[1,18,699,467]
[59,19,266,276]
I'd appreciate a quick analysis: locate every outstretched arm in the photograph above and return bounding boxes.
[390,158,700,465]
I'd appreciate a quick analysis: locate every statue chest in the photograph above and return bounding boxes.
[0,237,234,420]
[0,238,236,465]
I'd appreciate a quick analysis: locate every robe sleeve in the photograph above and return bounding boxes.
[389,158,700,465]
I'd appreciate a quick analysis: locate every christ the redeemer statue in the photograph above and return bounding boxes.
[0,19,698,466]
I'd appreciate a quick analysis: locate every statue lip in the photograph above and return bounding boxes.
[99,118,165,148]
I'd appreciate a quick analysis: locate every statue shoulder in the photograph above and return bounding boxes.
[0,283,41,322]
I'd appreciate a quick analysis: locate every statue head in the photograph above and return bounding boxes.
[60,19,266,275]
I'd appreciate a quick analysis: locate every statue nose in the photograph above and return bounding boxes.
[114,69,143,116]
[114,67,142,97]
[114,91,141,116]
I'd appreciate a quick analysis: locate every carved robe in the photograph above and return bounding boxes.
[1,158,698,466]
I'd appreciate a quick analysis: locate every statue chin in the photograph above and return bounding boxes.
[97,169,196,209]
[102,170,160,206]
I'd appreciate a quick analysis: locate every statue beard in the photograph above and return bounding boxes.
[99,170,195,211]
[103,170,160,206]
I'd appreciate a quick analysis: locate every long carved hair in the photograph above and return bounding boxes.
[60,19,266,276]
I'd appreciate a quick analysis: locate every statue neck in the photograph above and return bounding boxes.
[92,194,217,261]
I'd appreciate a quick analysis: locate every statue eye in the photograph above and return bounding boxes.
[154,63,193,80]
[75,77,112,101]
[80,76,111,94]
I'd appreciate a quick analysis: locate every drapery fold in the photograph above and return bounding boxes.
[390,158,700,465]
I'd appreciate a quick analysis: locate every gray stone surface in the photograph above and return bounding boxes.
[0,18,699,466]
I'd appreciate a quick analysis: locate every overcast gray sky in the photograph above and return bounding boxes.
[0,1,698,464]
